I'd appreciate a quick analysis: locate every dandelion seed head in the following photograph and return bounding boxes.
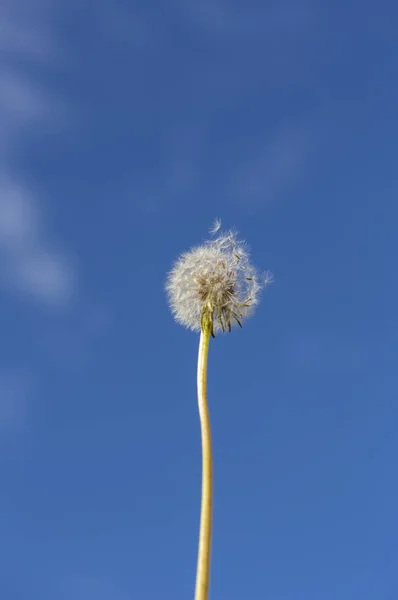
[166,225,270,334]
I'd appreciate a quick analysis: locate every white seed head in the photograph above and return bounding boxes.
[166,226,269,335]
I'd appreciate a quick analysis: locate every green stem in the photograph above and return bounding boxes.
[194,325,213,600]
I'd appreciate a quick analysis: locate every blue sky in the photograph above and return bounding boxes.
[0,0,397,598]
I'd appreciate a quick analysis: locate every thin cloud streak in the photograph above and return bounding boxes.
[178,0,316,38]
[0,178,75,305]
[0,369,34,431]
[0,0,76,305]
[229,123,319,208]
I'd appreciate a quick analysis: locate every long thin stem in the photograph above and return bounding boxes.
[194,325,213,600]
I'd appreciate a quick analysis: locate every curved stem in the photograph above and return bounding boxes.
[194,326,213,600]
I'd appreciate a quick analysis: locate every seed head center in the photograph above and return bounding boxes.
[196,270,236,309]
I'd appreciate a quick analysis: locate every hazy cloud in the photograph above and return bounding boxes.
[0,369,33,430]
[178,0,316,38]
[229,123,318,208]
[0,178,75,304]
[0,0,76,305]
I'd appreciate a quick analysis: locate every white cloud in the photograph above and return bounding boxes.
[0,0,76,305]
[0,3,110,441]
[0,176,75,305]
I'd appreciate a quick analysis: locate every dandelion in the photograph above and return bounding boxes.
[166,223,271,600]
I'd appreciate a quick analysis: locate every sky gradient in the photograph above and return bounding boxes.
[0,1,397,599]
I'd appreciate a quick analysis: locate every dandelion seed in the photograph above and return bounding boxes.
[264,270,274,286]
[209,218,221,235]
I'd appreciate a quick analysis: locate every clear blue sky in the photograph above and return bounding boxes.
[0,1,397,599]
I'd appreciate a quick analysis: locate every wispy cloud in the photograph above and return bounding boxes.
[161,0,324,214]
[0,368,34,431]
[0,178,75,304]
[178,0,316,38]
[0,0,76,305]
[0,2,100,439]
[0,1,57,63]
[229,123,318,209]
[128,119,318,215]
[94,2,153,47]
[126,124,204,214]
